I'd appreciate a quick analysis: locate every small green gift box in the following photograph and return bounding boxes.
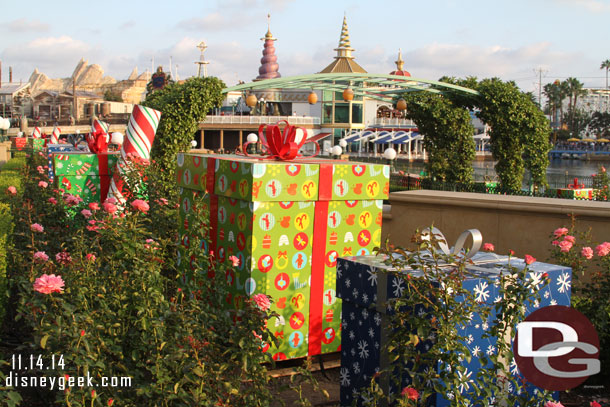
[52,152,119,203]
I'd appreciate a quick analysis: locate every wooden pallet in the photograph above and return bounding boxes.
[266,351,341,378]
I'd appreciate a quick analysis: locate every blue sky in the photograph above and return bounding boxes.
[1,0,609,98]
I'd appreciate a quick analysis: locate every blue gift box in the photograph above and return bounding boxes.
[337,250,572,406]
[47,144,83,181]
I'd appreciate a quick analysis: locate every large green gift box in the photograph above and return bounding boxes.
[177,153,389,360]
[52,152,119,203]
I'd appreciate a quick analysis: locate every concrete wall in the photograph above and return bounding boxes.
[382,190,610,264]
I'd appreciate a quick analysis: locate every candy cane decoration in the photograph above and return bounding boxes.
[32,127,41,139]
[85,179,97,195]
[50,127,61,144]
[75,162,92,175]
[92,119,110,135]
[107,105,161,204]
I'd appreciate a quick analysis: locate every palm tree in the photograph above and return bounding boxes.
[565,77,585,131]
[601,59,610,90]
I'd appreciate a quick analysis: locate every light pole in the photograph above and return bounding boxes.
[383,147,397,173]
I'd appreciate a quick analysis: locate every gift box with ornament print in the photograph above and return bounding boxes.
[30,138,46,152]
[177,152,389,360]
[47,144,79,181]
[52,152,119,203]
[557,188,594,200]
[336,251,572,407]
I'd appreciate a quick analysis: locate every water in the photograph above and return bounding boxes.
[389,157,610,188]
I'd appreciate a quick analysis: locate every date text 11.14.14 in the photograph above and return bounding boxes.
[11,354,65,371]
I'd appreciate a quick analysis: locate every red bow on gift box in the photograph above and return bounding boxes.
[87,121,109,153]
[243,120,320,160]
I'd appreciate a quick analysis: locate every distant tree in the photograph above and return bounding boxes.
[543,80,569,130]
[601,59,610,90]
[103,90,123,102]
[589,111,610,138]
[564,77,585,132]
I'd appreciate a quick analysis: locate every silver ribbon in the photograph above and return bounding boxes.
[420,227,482,260]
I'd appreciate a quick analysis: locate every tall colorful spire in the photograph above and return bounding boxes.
[255,14,281,81]
[390,48,411,77]
[319,14,367,73]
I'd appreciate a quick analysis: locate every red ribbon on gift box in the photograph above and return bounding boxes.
[242,120,320,161]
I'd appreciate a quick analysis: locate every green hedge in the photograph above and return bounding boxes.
[0,203,11,324]
[0,155,25,201]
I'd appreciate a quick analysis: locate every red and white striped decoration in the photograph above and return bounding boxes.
[92,119,110,135]
[107,105,161,204]
[32,127,41,139]
[50,127,61,144]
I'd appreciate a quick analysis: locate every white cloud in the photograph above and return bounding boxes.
[3,18,50,32]
[547,0,610,12]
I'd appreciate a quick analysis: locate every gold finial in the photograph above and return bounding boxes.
[395,48,404,71]
[262,13,276,40]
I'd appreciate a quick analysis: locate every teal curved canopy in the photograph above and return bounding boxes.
[224,72,478,103]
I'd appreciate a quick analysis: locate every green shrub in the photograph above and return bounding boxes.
[0,203,12,324]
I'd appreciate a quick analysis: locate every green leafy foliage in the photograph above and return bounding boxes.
[2,151,278,406]
[143,76,225,196]
[401,93,475,183]
[550,219,610,383]
[591,165,609,201]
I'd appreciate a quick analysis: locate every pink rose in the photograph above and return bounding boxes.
[33,251,49,263]
[48,197,57,205]
[552,240,560,246]
[81,209,92,218]
[595,242,610,257]
[103,202,118,214]
[86,253,96,262]
[553,227,569,238]
[401,387,419,400]
[509,249,515,256]
[581,247,594,260]
[30,223,44,233]
[524,254,536,265]
[88,202,100,211]
[33,274,65,294]
[130,199,150,213]
[590,401,601,407]
[38,181,48,189]
[63,194,80,206]
[558,240,573,253]
[55,251,72,266]
[36,165,45,174]
[252,293,271,312]
[482,243,495,252]
[564,235,576,244]
[7,186,17,195]
[229,255,240,267]
[544,402,565,407]
[105,197,117,205]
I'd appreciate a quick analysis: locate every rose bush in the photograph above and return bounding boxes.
[1,152,278,406]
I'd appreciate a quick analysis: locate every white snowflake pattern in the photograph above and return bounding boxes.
[362,308,369,319]
[474,281,490,302]
[544,290,550,298]
[358,320,363,326]
[362,293,369,303]
[510,358,520,375]
[457,368,473,393]
[466,312,474,322]
[550,299,557,306]
[373,313,382,326]
[440,281,454,295]
[418,307,426,317]
[446,391,455,400]
[349,330,355,340]
[528,271,544,292]
[392,278,405,297]
[350,348,356,357]
[342,321,348,329]
[557,272,571,294]
[486,345,496,355]
[366,268,377,286]
[352,288,359,299]
[368,327,375,338]
[533,300,540,308]
[471,346,481,357]
[336,266,343,279]
[357,340,370,359]
[466,334,474,344]
[352,362,361,374]
[482,321,489,331]
[494,296,502,303]
[345,278,351,288]
[374,341,380,349]
[350,312,356,321]
[340,367,350,386]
